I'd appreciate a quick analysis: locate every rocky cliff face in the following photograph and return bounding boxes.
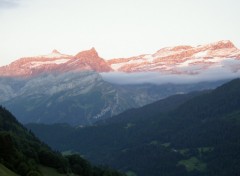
[0,48,111,77]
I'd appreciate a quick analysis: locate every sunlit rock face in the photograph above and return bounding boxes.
[0,40,239,125]
[107,40,240,74]
[1,40,240,78]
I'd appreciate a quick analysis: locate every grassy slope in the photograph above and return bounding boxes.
[0,164,19,176]
[39,165,76,176]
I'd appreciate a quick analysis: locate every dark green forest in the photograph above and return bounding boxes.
[27,79,240,176]
[0,106,125,176]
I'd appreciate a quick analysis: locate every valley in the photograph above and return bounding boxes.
[27,79,240,176]
[1,1,239,175]
[0,41,240,176]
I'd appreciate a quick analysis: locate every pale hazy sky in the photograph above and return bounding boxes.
[0,0,240,66]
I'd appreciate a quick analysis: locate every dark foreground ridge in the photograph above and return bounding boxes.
[0,106,125,176]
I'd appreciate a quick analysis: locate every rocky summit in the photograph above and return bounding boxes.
[0,40,240,77]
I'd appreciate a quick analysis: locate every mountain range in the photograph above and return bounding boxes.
[0,71,224,125]
[1,41,240,176]
[27,78,240,176]
[0,40,240,77]
[0,40,239,125]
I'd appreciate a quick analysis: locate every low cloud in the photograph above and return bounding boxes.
[101,58,240,85]
[100,68,240,85]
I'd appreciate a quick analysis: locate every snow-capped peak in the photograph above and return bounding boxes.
[75,47,99,58]
[36,50,71,59]
[199,40,236,50]
[1,40,239,77]
[52,49,61,54]
[108,40,240,73]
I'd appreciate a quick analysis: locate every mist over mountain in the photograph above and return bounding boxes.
[0,40,239,125]
[0,71,226,125]
[0,40,239,81]
[101,67,240,85]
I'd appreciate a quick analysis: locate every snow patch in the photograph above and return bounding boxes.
[111,63,127,70]
[177,58,204,67]
[222,40,231,44]
[111,55,158,71]
[143,55,155,62]
[128,59,145,64]
[36,53,71,58]
[207,57,226,63]
[30,59,70,68]
[194,51,208,58]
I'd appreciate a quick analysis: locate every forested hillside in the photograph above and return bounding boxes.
[28,79,240,176]
[0,106,125,176]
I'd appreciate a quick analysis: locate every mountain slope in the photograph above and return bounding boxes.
[0,105,70,175]
[26,91,205,149]
[0,48,111,77]
[27,79,240,176]
[0,164,19,176]
[0,106,125,176]
[0,40,239,125]
[73,47,112,72]
[1,70,225,125]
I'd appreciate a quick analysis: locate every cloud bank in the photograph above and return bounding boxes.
[101,58,240,85]
[101,68,240,85]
